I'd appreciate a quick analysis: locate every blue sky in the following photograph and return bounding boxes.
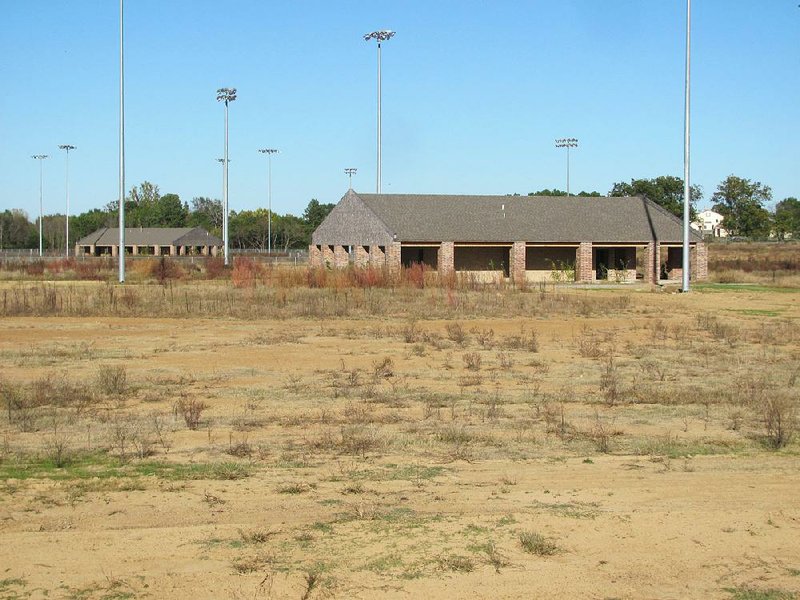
[1,0,797,218]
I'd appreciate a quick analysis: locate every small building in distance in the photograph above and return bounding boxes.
[692,209,728,238]
[310,190,708,283]
[75,227,223,257]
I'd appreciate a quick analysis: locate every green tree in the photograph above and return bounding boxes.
[71,208,115,241]
[609,176,701,218]
[302,199,335,235]
[528,189,602,197]
[188,197,223,234]
[712,175,772,238]
[152,193,189,227]
[0,209,36,249]
[774,197,800,239]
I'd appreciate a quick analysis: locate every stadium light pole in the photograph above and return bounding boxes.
[363,30,395,194]
[32,155,48,257]
[58,144,76,256]
[119,0,125,283]
[345,168,357,189]
[258,148,279,255]
[682,0,692,292]
[216,87,237,266]
[555,138,578,196]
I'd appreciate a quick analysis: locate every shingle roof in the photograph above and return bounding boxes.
[313,191,702,244]
[75,227,222,247]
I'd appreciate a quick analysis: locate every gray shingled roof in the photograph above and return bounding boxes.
[312,190,702,245]
[76,227,222,247]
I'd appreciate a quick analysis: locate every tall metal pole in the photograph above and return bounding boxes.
[258,149,279,254]
[364,31,394,194]
[119,0,125,283]
[32,155,48,257]
[59,144,76,257]
[217,88,237,266]
[345,168,357,189]
[555,138,578,196]
[377,40,381,194]
[682,0,692,293]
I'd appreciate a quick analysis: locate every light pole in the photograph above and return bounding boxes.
[58,144,76,257]
[31,155,48,257]
[216,87,237,266]
[119,0,125,282]
[345,168,357,189]
[363,30,395,194]
[555,138,578,196]
[258,148,279,255]
[682,0,691,292]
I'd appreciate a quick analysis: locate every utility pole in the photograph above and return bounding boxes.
[59,144,76,256]
[345,168,357,189]
[555,138,578,196]
[31,154,48,257]
[363,30,395,193]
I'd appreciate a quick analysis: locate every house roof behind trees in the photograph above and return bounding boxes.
[75,227,222,247]
[312,190,702,245]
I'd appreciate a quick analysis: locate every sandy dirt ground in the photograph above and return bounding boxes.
[1,283,799,599]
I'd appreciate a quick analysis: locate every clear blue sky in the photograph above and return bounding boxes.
[1,0,797,219]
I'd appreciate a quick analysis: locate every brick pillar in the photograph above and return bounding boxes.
[386,242,402,275]
[154,245,161,256]
[112,245,118,257]
[511,241,526,283]
[438,242,454,276]
[201,246,209,256]
[170,245,177,256]
[179,245,185,256]
[369,245,385,267]
[322,245,334,267]
[576,242,593,282]
[309,244,321,267]
[211,246,218,257]
[333,245,349,268]
[354,245,369,268]
[132,245,139,256]
[89,244,96,256]
[692,242,708,281]
[642,242,659,284]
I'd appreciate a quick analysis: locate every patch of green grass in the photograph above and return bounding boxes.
[728,308,782,317]
[725,587,797,600]
[633,436,748,459]
[519,531,560,556]
[695,283,798,294]
[342,464,447,482]
[437,554,475,573]
[311,521,334,534]
[531,500,600,519]
[0,453,251,482]
[363,553,404,573]
[0,578,27,599]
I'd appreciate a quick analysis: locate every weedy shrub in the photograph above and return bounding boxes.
[204,257,226,279]
[599,355,621,406]
[175,398,208,430]
[519,531,559,556]
[372,357,394,379]
[472,327,495,348]
[502,329,539,353]
[150,257,185,284]
[437,555,475,573]
[759,393,796,449]
[462,352,482,371]
[96,365,128,396]
[231,257,266,288]
[446,322,468,346]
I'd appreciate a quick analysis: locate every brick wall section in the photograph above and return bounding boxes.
[321,244,334,268]
[333,245,349,268]
[308,244,321,267]
[576,242,593,282]
[354,245,369,268]
[692,242,708,280]
[369,245,385,267]
[511,241,526,283]
[386,242,402,274]
[438,242,454,276]
[642,242,659,284]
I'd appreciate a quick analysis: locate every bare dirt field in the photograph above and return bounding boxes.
[1,278,799,599]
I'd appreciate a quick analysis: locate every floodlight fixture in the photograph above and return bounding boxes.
[364,29,395,193]
[554,138,579,195]
[58,144,76,257]
[258,148,280,254]
[345,168,357,189]
[217,87,237,265]
[31,154,48,257]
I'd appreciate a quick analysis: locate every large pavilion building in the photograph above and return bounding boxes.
[310,191,707,283]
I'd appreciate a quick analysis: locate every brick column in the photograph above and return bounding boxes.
[642,242,659,284]
[576,242,593,282]
[333,245,349,268]
[354,245,369,268]
[322,245,334,267]
[369,245,385,267]
[211,246,218,257]
[89,244,96,256]
[510,241,526,283]
[386,242,402,275]
[170,245,177,256]
[154,245,161,256]
[132,245,140,256]
[438,242,454,276]
[692,242,708,281]
[308,244,321,267]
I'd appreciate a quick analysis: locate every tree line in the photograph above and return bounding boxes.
[2,174,798,250]
[0,181,335,251]
[524,174,798,239]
